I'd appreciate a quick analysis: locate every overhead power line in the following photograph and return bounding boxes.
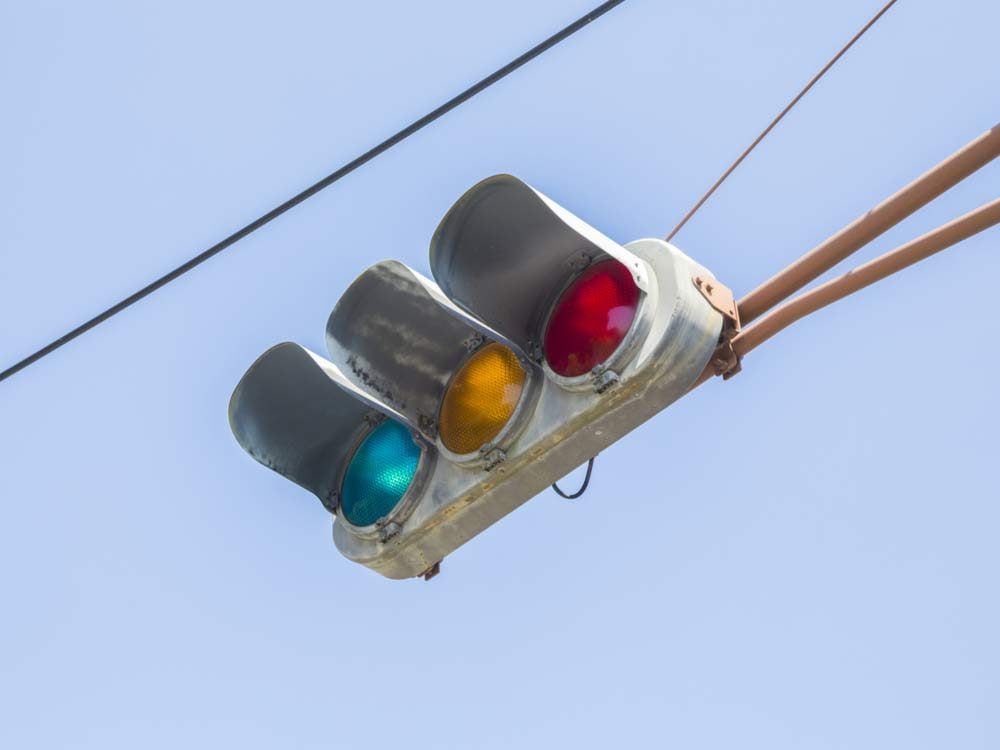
[0,0,629,384]
[665,0,899,242]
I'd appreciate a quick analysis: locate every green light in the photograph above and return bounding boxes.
[340,420,420,527]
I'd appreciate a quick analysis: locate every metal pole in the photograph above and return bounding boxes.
[737,124,1000,325]
[732,197,1000,359]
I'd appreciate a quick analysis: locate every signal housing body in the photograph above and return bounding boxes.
[333,239,723,578]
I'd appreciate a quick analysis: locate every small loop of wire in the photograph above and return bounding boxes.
[551,457,595,499]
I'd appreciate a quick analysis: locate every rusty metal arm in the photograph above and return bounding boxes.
[690,197,1000,390]
[737,123,1000,325]
[730,197,1000,360]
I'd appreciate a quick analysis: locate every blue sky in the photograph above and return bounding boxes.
[1,1,998,747]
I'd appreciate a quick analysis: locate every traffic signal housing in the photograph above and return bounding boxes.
[230,175,728,579]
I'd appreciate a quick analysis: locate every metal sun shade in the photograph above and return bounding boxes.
[325,260,517,443]
[428,174,651,358]
[228,342,408,511]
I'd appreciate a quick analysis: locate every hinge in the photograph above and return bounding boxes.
[480,444,507,471]
[417,413,438,439]
[566,250,593,271]
[376,519,401,542]
[462,332,486,352]
[525,340,544,363]
[591,365,620,394]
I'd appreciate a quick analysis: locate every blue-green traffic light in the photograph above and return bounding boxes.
[340,420,420,527]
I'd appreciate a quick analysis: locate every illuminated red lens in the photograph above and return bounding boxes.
[543,259,640,377]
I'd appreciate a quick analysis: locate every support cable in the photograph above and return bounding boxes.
[666,0,899,243]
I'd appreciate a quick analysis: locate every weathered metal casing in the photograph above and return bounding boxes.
[230,176,725,579]
[332,175,724,577]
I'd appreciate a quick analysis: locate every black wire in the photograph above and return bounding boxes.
[0,0,629,384]
[552,457,595,499]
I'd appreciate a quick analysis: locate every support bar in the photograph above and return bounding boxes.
[733,197,1000,359]
[738,124,1000,325]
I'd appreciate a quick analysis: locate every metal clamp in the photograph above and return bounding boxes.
[693,275,743,380]
[693,275,740,328]
[420,561,441,581]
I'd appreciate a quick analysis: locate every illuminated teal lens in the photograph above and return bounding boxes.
[340,420,420,527]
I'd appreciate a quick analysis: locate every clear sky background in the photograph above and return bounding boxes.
[1,1,998,747]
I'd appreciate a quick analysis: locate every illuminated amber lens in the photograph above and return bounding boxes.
[439,343,526,455]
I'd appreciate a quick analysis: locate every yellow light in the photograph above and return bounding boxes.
[439,342,526,455]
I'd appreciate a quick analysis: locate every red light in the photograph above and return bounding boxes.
[543,259,640,377]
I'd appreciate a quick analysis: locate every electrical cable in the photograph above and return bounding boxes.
[665,0,899,242]
[552,457,595,499]
[0,0,628,384]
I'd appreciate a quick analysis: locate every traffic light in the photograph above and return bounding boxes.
[230,174,730,579]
